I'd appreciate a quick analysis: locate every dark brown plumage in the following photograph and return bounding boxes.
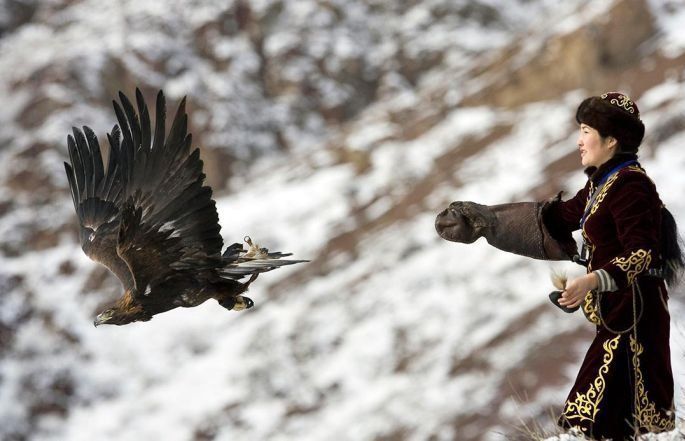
[64,89,306,326]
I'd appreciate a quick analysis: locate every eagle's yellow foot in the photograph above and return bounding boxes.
[220,295,254,311]
[234,295,254,311]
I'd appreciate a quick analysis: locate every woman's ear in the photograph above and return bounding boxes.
[606,136,618,151]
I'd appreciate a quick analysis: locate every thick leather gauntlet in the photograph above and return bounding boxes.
[435,201,576,261]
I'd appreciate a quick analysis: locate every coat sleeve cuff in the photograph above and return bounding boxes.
[594,269,618,292]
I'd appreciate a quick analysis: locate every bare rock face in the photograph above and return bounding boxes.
[595,0,655,68]
[464,0,656,108]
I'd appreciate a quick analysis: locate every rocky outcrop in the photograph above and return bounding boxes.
[463,0,656,107]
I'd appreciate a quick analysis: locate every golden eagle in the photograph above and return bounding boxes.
[64,89,305,326]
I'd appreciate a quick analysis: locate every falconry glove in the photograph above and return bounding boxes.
[435,201,576,261]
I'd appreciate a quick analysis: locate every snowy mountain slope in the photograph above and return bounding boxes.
[2,0,685,440]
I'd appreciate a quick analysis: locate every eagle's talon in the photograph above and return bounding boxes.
[220,295,253,311]
[233,295,254,311]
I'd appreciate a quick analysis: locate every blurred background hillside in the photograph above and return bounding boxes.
[1,0,685,440]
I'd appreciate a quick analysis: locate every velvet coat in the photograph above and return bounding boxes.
[543,154,675,440]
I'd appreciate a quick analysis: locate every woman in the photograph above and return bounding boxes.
[435,92,683,439]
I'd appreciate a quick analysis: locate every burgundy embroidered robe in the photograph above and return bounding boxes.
[544,155,675,440]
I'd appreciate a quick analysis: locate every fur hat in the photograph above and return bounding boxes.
[575,92,645,153]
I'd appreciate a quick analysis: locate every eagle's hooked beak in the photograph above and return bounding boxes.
[94,311,112,327]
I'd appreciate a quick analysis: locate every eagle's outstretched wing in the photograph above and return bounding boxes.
[65,90,223,297]
[64,122,133,288]
[111,90,224,296]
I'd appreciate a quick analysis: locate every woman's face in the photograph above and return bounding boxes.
[578,124,616,167]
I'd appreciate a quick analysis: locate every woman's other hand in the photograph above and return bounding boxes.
[558,273,599,308]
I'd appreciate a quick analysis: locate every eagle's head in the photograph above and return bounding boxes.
[94,294,152,326]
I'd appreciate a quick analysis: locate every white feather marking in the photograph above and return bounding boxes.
[551,270,567,291]
[160,221,182,238]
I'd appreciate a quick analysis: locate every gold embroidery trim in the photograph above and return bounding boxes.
[579,228,600,325]
[630,335,675,432]
[588,172,620,218]
[581,290,600,326]
[601,93,638,114]
[625,165,645,174]
[563,335,621,422]
[611,249,652,285]
[583,165,645,228]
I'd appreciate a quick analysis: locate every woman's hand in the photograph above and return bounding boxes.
[558,273,599,308]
